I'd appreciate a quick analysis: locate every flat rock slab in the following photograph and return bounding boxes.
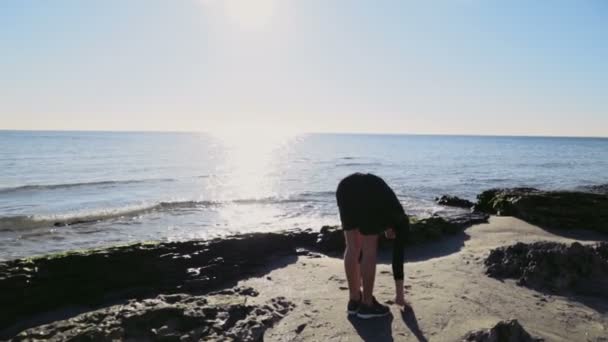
[12,287,294,342]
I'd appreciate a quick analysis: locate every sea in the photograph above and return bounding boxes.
[1,130,607,260]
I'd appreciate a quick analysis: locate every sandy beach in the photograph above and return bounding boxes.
[241,216,608,341]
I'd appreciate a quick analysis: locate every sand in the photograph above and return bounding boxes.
[238,217,608,341]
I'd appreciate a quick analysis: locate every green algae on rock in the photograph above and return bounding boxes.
[475,187,608,233]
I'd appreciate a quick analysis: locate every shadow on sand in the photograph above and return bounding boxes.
[376,230,470,264]
[561,293,608,314]
[347,314,394,342]
[401,306,428,342]
[536,224,608,242]
[404,231,470,262]
[347,306,429,342]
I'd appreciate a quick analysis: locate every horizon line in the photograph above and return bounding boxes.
[0,128,607,140]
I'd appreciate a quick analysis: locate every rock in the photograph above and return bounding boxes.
[474,188,540,215]
[474,188,608,233]
[316,226,345,254]
[441,211,489,229]
[577,183,608,195]
[404,212,489,245]
[436,195,475,209]
[210,286,259,297]
[0,229,315,334]
[11,289,295,342]
[485,242,608,297]
[463,319,542,342]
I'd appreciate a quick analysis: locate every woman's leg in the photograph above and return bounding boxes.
[344,229,362,301]
[360,233,378,306]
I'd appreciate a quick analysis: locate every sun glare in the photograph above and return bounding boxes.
[201,0,278,30]
[208,124,301,201]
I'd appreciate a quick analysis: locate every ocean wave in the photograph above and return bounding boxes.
[0,201,216,231]
[0,192,337,231]
[335,162,382,167]
[514,162,574,168]
[298,191,336,198]
[0,178,176,194]
[232,198,307,205]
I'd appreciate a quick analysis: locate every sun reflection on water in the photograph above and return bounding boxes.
[209,130,300,227]
[212,131,293,198]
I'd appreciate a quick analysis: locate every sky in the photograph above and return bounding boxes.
[1,0,607,137]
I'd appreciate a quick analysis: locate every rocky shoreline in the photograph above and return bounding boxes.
[1,185,607,340]
[0,211,486,339]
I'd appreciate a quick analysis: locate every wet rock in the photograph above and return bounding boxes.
[474,188,540,215]
[485,242,608,297]
[463,319,542,342]
[405,212,489,244]
[474,188,608,233]
[577,183,608,195]
[0,230,314,334]
[12,290,295,342]
[316,226,345,254]
[436,195,475,209]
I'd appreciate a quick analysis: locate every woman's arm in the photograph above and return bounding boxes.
[392,215,408,306]
[377,176,409,305]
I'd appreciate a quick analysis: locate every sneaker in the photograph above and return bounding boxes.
[356,297,390,319]
[347,298,360,315]
[347,292,362,315]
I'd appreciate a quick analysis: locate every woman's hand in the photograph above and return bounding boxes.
[394,280,410,308]
[384,227,396,239]
[395,294,408,307]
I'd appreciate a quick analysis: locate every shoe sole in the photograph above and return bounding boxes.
[347,309,358,315]
[356,311,390,319]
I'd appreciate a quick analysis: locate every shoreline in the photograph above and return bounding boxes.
[2,186,608,340]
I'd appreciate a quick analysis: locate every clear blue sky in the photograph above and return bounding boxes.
[1,0,607,136]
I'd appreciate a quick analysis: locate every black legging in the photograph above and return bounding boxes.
[392,218,408,281]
